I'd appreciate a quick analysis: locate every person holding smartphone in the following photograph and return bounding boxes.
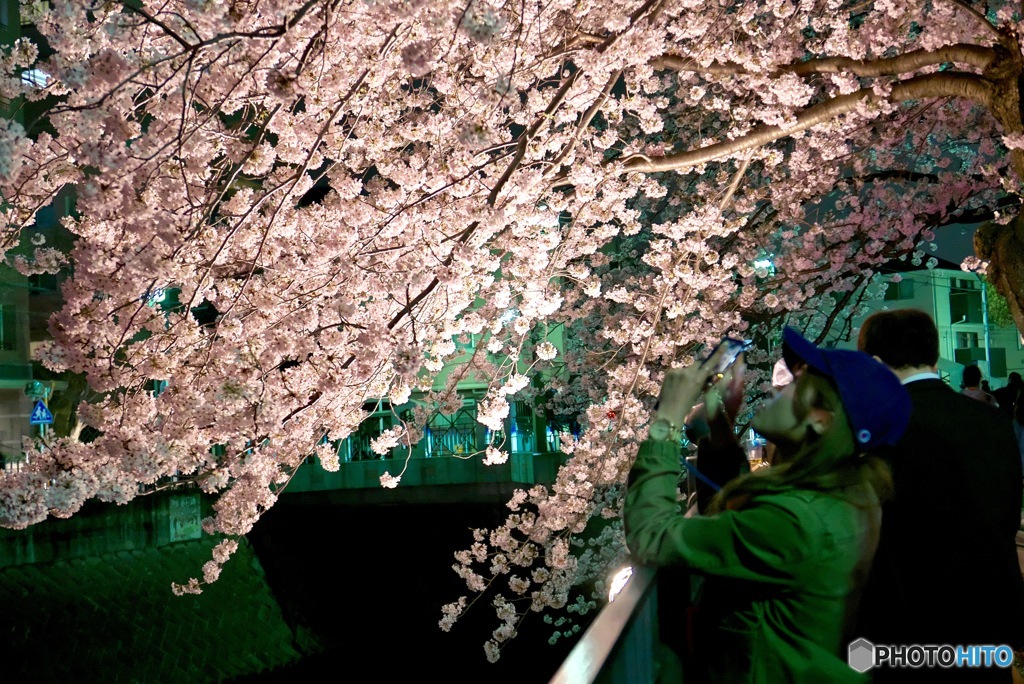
[624,327,911,683]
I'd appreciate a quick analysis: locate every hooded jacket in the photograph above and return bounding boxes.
[624,439,877,683]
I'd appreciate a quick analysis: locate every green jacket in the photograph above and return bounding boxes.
[624,440,874,683]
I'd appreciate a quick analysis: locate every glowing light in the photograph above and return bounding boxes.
[608,565,633,602]
[146,287,167,305]
[21,69,50,88]
[753,258,774,270]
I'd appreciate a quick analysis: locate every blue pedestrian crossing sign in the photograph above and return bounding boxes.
[30,400,54,425]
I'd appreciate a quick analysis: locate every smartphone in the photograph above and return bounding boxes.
[705,337,750,376]
[653,336,749,411]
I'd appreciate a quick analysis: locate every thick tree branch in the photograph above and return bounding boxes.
[489,70,582,203]
[622,72,994,173]
[940,200,1020,225]
[814,273,869,344]
[122,4,195,49]
[651,44,995,78]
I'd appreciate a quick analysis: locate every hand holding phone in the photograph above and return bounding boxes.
[652,337,750,428]
[704,337,750,379]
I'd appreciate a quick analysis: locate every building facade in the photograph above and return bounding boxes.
[0,3,71,469]
[840,267,1024,390]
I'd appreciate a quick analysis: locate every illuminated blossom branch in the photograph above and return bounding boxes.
[623,74,994,173]
[650,44,996,78]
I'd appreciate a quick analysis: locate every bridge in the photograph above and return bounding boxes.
[283,393,571,504]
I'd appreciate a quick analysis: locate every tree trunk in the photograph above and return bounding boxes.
[974,214,1024,335]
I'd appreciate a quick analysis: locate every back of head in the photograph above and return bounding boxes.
[858,309,939,369]
[962,364,982,388]
[1009,372,1023,388]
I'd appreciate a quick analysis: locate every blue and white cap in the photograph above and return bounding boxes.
[782,327,911,451]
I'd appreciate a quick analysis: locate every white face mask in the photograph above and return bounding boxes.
[771,358,794,391]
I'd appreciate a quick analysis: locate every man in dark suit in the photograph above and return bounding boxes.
[856,308,1024,683]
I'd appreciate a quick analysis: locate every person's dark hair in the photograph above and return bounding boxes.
[858,309,939,369]
[1009,372,1023,387]
[962,364,982,388]
[709,369,892,513]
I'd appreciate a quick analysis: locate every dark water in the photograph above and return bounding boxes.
[240,497,579,683]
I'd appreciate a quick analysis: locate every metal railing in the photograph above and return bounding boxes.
[550,457,701,684]
[549,565,660,684]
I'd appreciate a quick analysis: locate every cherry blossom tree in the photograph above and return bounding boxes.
[1,0,1023,658]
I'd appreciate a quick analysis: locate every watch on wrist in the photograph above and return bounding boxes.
[648,417,682,442]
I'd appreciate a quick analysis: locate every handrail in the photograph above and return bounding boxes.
[550,460,700,684]
[549,564,659,684]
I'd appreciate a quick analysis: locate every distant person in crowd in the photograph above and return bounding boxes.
[626,327,910,683]
[961,363,1000,407]
[994,372,1024,421]
[857,309,1024,683]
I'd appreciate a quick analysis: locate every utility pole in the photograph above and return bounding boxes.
[977,273,993,378]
